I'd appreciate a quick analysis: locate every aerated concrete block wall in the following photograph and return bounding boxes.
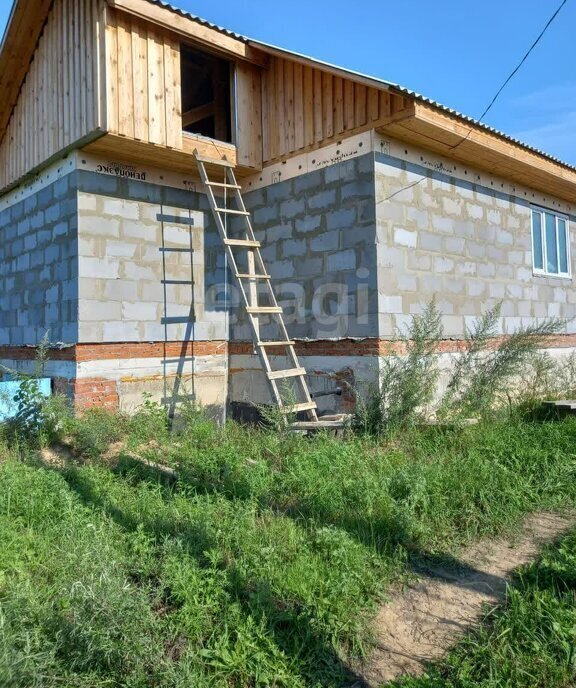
[228,153,381,414]
[0,173,78,346]
[375,151,576,337]
[72,169,228,414]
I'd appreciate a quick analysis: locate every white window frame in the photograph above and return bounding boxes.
[531,206,571,279]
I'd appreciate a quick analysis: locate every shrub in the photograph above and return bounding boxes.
[354,300,443,435]
[355,301,567,434]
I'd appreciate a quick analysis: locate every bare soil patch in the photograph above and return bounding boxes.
[359,511,576,686]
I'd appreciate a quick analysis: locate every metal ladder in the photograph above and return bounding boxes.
[195,152,318,422]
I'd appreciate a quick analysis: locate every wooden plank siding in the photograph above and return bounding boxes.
[260,55,409,164]
[0,0,105,191]
[104,7,182,151]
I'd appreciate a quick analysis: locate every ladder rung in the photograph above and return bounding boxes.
[280,402,317,414]
[224,239,260,248]
[215,208,250,216]
[268,367,307,380]
[236,273,271,280]
[257,341,295,347]
[246,306,283,314]
[206,181,241,190]
[161,279,194,285]
[195,154,235,167]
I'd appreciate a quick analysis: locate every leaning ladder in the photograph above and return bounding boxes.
[195,153,318,422]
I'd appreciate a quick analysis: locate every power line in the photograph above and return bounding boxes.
[377,0,569,204]
[450,0,569,152]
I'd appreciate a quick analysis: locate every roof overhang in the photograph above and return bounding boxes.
[377,101,576,204]
[107,0,268,65]
[0,0,53,143]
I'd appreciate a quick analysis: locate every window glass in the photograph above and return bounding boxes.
[545,212,558,274]
[558,218,568,274]
[532,212,544,270]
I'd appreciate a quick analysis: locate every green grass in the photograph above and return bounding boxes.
[1,411,576,686]
[393,527,576,688]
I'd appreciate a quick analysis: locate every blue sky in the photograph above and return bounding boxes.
[1,1,574,164]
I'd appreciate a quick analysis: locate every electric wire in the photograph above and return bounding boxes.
[377,0,569,203]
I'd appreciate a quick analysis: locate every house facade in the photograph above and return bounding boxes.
[1,0,575,418]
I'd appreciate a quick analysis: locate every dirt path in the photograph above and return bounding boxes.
[359,511,576,686]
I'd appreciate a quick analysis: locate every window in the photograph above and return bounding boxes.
[180,45,233,143]
[531,207,571,277]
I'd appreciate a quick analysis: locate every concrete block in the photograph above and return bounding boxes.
[308,189,337,210]
[122,219,158,242]
[280,198,305,218]
[442,197,461,216]
[431,215,452,233]
[265,181,294,203]
[419,232,442,252]
[324,159,356,184]
[466,203,484,220]
[281,238,307,257]
[102,198,141,219]
[17,218,30,236]
[103,321,140,341]
[269,259,295,279]
[24,234,37,251]
[311,232,340,252]
[326,208,356,231]
[497,229,513,245]
[478,263,496,278]
[341,181,373,201]
[81,300,122,321]
[122,302,158,321]
[81,256,120,279]
[78,193,97,211]
[253,205,278,225]
[266,223,293,241]
[295,215,322,234]
[379,295,403,313]
[16,254,30,271]
[397,274,418,291]
[444,237,465,254]
[44,204,61,224]
[405,207,429,230]
[467,280,485,297]
[37,186,53,208]
[394,227,417,248]
[298,257,324,275]
[434,256,454,274]
[466,241,486,259]
[293,169,323,194]
[327,249,356,272]
[487,209,501,225]
[82,214,121,238]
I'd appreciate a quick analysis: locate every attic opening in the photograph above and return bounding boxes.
[180,44,232,143]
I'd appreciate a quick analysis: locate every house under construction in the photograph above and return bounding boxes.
[1,0,575,419]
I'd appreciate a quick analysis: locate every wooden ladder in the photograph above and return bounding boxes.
[195,153,318,422]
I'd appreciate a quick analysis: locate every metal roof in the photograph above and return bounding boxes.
[142,0,249,41]
[142,0,576,173]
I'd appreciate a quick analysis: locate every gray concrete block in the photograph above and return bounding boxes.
[341,180,374,201]
[326,208,356,230]
[310,232,339,252]
[327,249,356,272]
[295,215,322,234]
[253,205,278,225]
[293,169,323,194]
[324,159,356,184]
[280,197,305,218]
[308,188,337,210]
[281,238,307,258]
[265,181,294,203]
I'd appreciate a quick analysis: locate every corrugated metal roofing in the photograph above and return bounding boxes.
[143,0,576,173]
[142,0,249,41]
